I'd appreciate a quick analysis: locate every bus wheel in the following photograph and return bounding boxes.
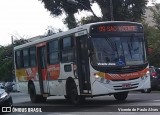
[38,95,47,102]
[114,92,128,101]
[64,95,70,101]
[141,88,151,93]
[70,83,85,105]
[29,84,46,103]
[29,84,38,103]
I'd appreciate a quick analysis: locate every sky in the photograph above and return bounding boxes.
[0,0,159,46]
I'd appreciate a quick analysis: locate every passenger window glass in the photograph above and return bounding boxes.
[16,51,21,68]
[61,37,74,63]
[63,37,72,49]
[49,40,58,51]
[62,50,74,62]
[23,49,29,67]
[48,40,59,64]
[30,47,36,67]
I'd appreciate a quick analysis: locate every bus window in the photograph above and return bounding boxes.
[61,37,74,63]
[63,37,72,49]
[30,47,36,67]
[91,36,145,66]
[23,49,29,67]
[15,50,23,68]
[48,40,59,64]
[15,51,21,68]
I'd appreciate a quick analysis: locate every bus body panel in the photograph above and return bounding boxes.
[14,21,150,102]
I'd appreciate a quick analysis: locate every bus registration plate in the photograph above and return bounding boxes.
[122,83,132,88]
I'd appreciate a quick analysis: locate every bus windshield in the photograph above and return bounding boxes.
[91,36,146,66]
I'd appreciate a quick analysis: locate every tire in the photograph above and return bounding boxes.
[64,95,70,101]
[29,84,46,103]
[114,92,128,101]
[69,82,85,105]
[141,88,151,93]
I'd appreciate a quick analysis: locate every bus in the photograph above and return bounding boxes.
[14,21,150,104]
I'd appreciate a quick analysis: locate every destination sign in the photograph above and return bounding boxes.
[90,23,143,33]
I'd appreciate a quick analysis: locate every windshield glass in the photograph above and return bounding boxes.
[91,36,146,66]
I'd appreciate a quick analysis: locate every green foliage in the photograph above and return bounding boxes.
[63,13,78,29]
[150,4,160,29]
[13,39,28,46]
[0,45,13,81]
[143,3,160,67]
[143,22,160,66]
[78,16,101,25]
[95,0,147,21]
[40,0,76,29]
[0,39,27,81]
[40,0,148,28]
[40,0,93,29]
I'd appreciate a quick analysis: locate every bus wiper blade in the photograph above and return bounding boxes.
[105,37,119,60]
[105,37,116,51]
[128,41,132,59]
[114,42,119,57]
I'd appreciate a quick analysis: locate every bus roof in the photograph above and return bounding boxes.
[14,21,142,50]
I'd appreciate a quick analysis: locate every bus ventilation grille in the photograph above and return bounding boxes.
[113,83,139,90]
[111,77,139,81]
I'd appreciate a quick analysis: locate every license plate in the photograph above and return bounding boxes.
[122,83,132,88]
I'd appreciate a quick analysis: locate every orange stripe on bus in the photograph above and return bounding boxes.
[105,68,149,80]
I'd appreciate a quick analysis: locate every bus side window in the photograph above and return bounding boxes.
[23,49,29,67]
[30,47,36,67]
[48,40,59,64]
[15,50,23,68]
[61,37,74,63]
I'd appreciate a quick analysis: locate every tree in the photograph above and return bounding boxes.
[0,45,13,81]
[45,26,63,36]
[40,0,95,29]
[145,3,160,66]
[78,16,101,25]
[40,0,148,29]
[95,0,147,21]
[150,3,160,29]
[13,39,28,46]
[0,38,28,81]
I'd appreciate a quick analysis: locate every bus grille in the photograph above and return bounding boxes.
[111,77,139,81]
[108,66,145,74]
[113,83,139,90]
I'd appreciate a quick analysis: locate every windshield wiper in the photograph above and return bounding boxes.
[105,37,121,59]
[114,42,119,57]
[128,41,132,59]
[105,37,116,51]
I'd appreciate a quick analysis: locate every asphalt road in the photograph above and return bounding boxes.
[3,91,160,115]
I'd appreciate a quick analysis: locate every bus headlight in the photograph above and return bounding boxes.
[145,70,150,78]
[94,74,100,79]
[146,70,150,74]
[94,72,105,79]
[141,70,150,80]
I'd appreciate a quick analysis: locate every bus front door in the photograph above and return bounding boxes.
[37,45,49,95]
[76,35,91,94]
